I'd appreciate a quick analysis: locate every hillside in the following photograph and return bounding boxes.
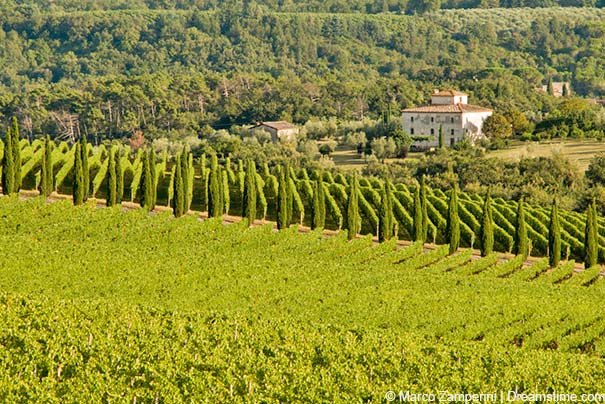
[1,6,605,138]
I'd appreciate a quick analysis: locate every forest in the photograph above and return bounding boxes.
[1,2,605,141]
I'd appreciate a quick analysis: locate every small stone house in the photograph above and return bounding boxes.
[252,121,299,142]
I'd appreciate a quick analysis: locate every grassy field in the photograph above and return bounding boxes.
[486,139,605,172]
[2,197,605,401]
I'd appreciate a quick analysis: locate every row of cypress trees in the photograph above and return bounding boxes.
[1,117,22,195]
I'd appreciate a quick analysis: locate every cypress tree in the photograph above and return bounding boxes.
[115,147,124,203]
[479,190,494,257]
[548,198,561,268]
[2,126,15,195]
[446,185,460,254]
[172,154,185,217]
[420,176,429,242]
[80,137,89,201]
[140,151,153,210]
[106,147,117,207]
[311,174,326,230]
[200,154,209,211]
[562,83,569,97]
[208,163,223,218]
[149,147,157,210]
[584,199,598,269]
[73,142,84,206]
[513,198,529,258]
[345,174,361,240]
[241,160,257,226]
[412,183,423,242]
[276,168,289,230]
[11,117,21,192]
[187,152,194,212]
[285,164,293,226]
[40,135,53,197]
[547,77,554,96]
[180,147,190,211]
[438,124,444,149]
[379,179,395,242]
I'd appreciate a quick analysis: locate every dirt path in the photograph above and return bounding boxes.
[15,189,593,274]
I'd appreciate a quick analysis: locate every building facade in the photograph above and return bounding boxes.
[251,121,299,143]
[401,90,493,149]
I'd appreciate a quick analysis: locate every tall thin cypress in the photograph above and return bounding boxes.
[149,147,157,209]
[446,185,460,254]
[513,198,529,258]
[379,179,396,242]
[241,160,257,226]
[11,117,21,192]
[140,151,153,210]
[276,168,289,230]
[412,184,423,242]
[180,147,190,211]
[172,154,185,217]
[208,163,223,218]
[40,135,53,197]
[285,164,293,226]
[479,190,494,257]
[438,124,444,149]
[584,199,598,269]
[420,176,429,242]
[80,137,89,201]
[115,147,124,203]
[311,174,326,230]
[73,142,84,206]
[345,174,361,240]
[548,198,561,268]
[106,147,117,207]
[2,126,14,195]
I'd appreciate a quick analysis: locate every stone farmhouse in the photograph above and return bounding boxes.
[251,121,299,142]
[401,90,493,149]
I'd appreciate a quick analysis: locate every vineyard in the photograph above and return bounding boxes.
[4,137,605,264]
[1,198,605,401]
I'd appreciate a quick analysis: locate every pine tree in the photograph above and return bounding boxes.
[276,168,289,230]
[446,185,460,254]
[379,179,396,242]
[241,160,257,226]
[149,147,157,210]
[73,142,84,206]
[420,176,429,242]
[548,198,561,268]
[80,137,89,201]
[2,126,15,195]
[106,147,117,207]
[513,198,528,258]
[412,183,423,242]
[438,124,444,149]
[345,174,361,240]
[40,135,53,197]
[311,174,326,230]
[584,199,598,269]
[172,154,185,217]
[11,117,21,192]
[479,190,494,257]
[115,147,124,203]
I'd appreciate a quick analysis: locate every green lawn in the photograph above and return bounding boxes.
[486,139,605,172]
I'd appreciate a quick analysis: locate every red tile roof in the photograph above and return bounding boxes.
[432,90,468,97]
[402,103,493,113]
[255,121,297,130]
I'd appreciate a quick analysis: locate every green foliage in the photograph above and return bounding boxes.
[106,147,117,207]
[80,137,89,201]
[72,143,84,206]
[412,184,423,242]
[276,168,289,230]
[583,199,598,269]
[378,179,396,242]
[11,117,21,192]
[549,198,562,268]
[2,127,15,196]
[446,185,460,254]
[311,175,326,230]
[172,154,185,218]
[40,136,53,198]
[242,160,257,225]
[207,163,223,219]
